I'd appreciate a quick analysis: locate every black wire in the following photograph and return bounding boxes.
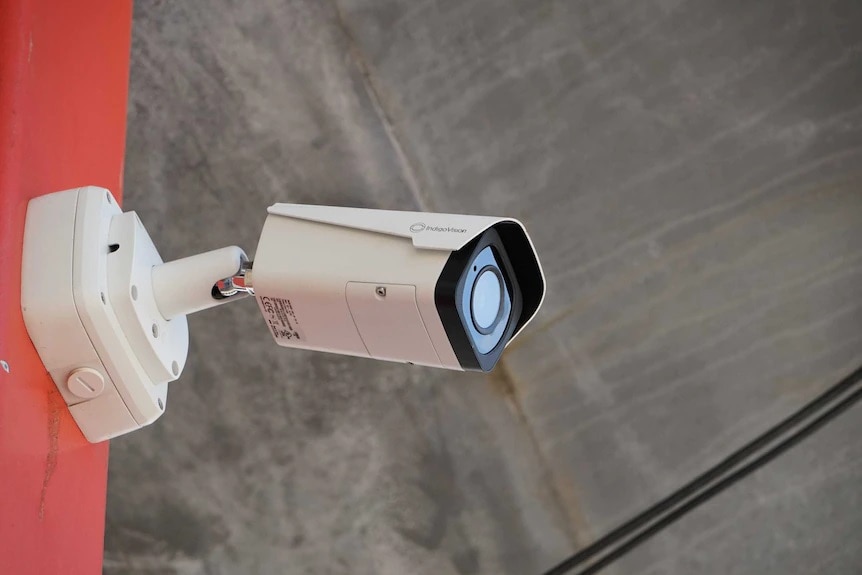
[543,364,862,574]
[542,365,862,575]
[560,385,862,575]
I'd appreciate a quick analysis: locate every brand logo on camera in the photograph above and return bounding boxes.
[410,222,466,234]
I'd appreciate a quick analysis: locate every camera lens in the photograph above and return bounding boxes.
[471,267,503,333]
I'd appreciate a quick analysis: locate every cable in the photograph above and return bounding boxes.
[557,385,862,575]
[543,364,862,574]
[542,364,862,575]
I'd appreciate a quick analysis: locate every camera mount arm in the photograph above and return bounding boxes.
[152,246,253,319]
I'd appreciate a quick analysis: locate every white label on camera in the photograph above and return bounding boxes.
[260,297,305,343]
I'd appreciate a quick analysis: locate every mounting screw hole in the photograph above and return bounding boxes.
[171,361,179,376]
[100,292,106,304]
[152,323,159,338]
[131,285,138,300]
[157,398,164,410]
[473,265,477,272]
[108,243,120,253]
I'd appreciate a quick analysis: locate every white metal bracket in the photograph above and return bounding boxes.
[21,187,248,442]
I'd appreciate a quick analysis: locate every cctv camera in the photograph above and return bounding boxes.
[251,204,545,372]
[21,187,545,441]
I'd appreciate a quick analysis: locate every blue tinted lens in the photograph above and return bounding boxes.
[471,268,502,330]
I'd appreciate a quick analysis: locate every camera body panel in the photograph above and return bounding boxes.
[253,204,545,372]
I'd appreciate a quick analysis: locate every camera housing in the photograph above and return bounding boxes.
[252,204,545,372]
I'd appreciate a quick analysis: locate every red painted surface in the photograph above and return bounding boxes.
[0,1,132,573]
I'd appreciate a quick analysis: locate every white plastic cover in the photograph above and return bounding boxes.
[268,203,511,251]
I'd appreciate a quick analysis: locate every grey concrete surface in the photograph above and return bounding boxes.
[107,1,862,574]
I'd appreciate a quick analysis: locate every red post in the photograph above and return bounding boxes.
[0,1,132,572]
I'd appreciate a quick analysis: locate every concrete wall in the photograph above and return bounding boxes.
[106,2,862,574]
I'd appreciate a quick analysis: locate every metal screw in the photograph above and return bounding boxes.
[375,286,387,297]
[0,360,8,373]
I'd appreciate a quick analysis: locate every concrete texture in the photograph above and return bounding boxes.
[107,1,862,574]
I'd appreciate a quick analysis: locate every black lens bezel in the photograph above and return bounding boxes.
[434,227,523,372]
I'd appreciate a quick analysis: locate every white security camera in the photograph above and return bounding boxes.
[252,204,545,372]
[20,187,545,441]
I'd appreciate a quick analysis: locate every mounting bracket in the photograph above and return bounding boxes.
[21,187,249,442]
